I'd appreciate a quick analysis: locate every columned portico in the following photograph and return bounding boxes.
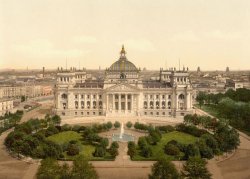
[105,92,139,116]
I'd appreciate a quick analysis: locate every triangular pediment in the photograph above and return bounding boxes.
[105,83,139,92]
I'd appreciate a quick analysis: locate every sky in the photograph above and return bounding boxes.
[0,0,250,71]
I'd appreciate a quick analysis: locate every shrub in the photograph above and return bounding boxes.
[106,121,113,129]
[109,146,119,157]
[45,126,59,137]
[156,125,175,133]
[164,144,180,156]
[134,122,148,131]
[61,124,71,131]
[72,125,81,132]
[100,138,109,148]
[141,145,152,158]
[111,141,119,149]
[138,137,148,149]
[176,124,207,137]
[114,121,121,128]
[127,141,136,158]
[126,121,133,128]
[93,146,106,157]
[67,144,80,156]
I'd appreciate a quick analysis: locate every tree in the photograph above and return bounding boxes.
[106,121,113,129]
[149,158,180,179]
[21,95,25,102]
[71,155,98,179]
[164,144,180,156]
[196,92,206,108]
[100,138,109,148]
[93,146,106,157]
[184,144,200,160]
[111,141,119,149]
[114,121,121,128]
[51,115,61,126]
[138,137,148,149]
[67,143,80,156]
[126,121,133,128]
[109,145,119,158]
[37,158,62,179]
[141,145,152,158]
[182,156,211,179]
[127,141,136,158]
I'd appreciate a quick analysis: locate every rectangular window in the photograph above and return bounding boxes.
[75,95,78,99]
[75,112,77,115]
[144,112,147,115]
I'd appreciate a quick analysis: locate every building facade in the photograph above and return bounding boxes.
[0,98,14,116]
[0,85,53,99]
[55,46,193,118]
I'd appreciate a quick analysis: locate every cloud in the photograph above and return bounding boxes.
[13,39,88,59]
[122,39,156,52]
[71,35,98,44]
[170,31,200,42]
[207,30,241,40]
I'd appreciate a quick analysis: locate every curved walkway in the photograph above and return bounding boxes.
[195,107,250,179]
[0,103,53,179]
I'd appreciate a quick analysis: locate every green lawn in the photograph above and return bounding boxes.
[47,131,113,161]
[47,131,82,145]
[133,131,198,161]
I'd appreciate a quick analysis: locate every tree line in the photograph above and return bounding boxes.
[196,88,250,134]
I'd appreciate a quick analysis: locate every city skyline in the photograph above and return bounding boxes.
[1,0,250,70]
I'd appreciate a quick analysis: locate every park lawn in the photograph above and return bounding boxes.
[47,131,82,145]
[47,131,114,161]
[133,131,198,161]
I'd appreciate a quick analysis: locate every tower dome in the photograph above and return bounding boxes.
[108,45,139,72]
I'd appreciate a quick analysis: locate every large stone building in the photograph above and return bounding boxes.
[0,98,14,116]
[0,85,53,99]
[55,46,193,119]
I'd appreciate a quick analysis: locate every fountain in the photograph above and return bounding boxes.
[112,122,135,142]
[119,122,124,139]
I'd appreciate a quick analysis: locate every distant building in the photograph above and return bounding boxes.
[0,84,53,99]
[55,46,194,119]
[226,67,230,73]
[197,66,201,72]
[0,98,14,116]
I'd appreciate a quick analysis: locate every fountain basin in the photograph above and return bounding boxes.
[112,133,135,142]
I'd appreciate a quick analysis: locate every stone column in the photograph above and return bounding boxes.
[90,94,92,109]
[153,94,156,109]
[112,94,115,111]
[118,94,121,111]
[176,93,178,109]
[131,94,134,111]
[147,94,149,109]
[159,94,162,109]
[125,94,128,111]
[84,94,86,109]
[106,94,109,111]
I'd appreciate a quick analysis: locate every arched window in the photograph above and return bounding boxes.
[87,101,90,109]
[156,101,160,109]
[162,101,165,109]
[150,101,154,109]
[81,101,84,109]
[178,94,185,100]
[75,101,78,109]
[144,101,147,109]
[61,93,67,99]
[93,101,96,109]
[168,101,171,109]
[99,101,102,109]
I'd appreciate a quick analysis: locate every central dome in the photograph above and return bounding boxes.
[108,45,138,72]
